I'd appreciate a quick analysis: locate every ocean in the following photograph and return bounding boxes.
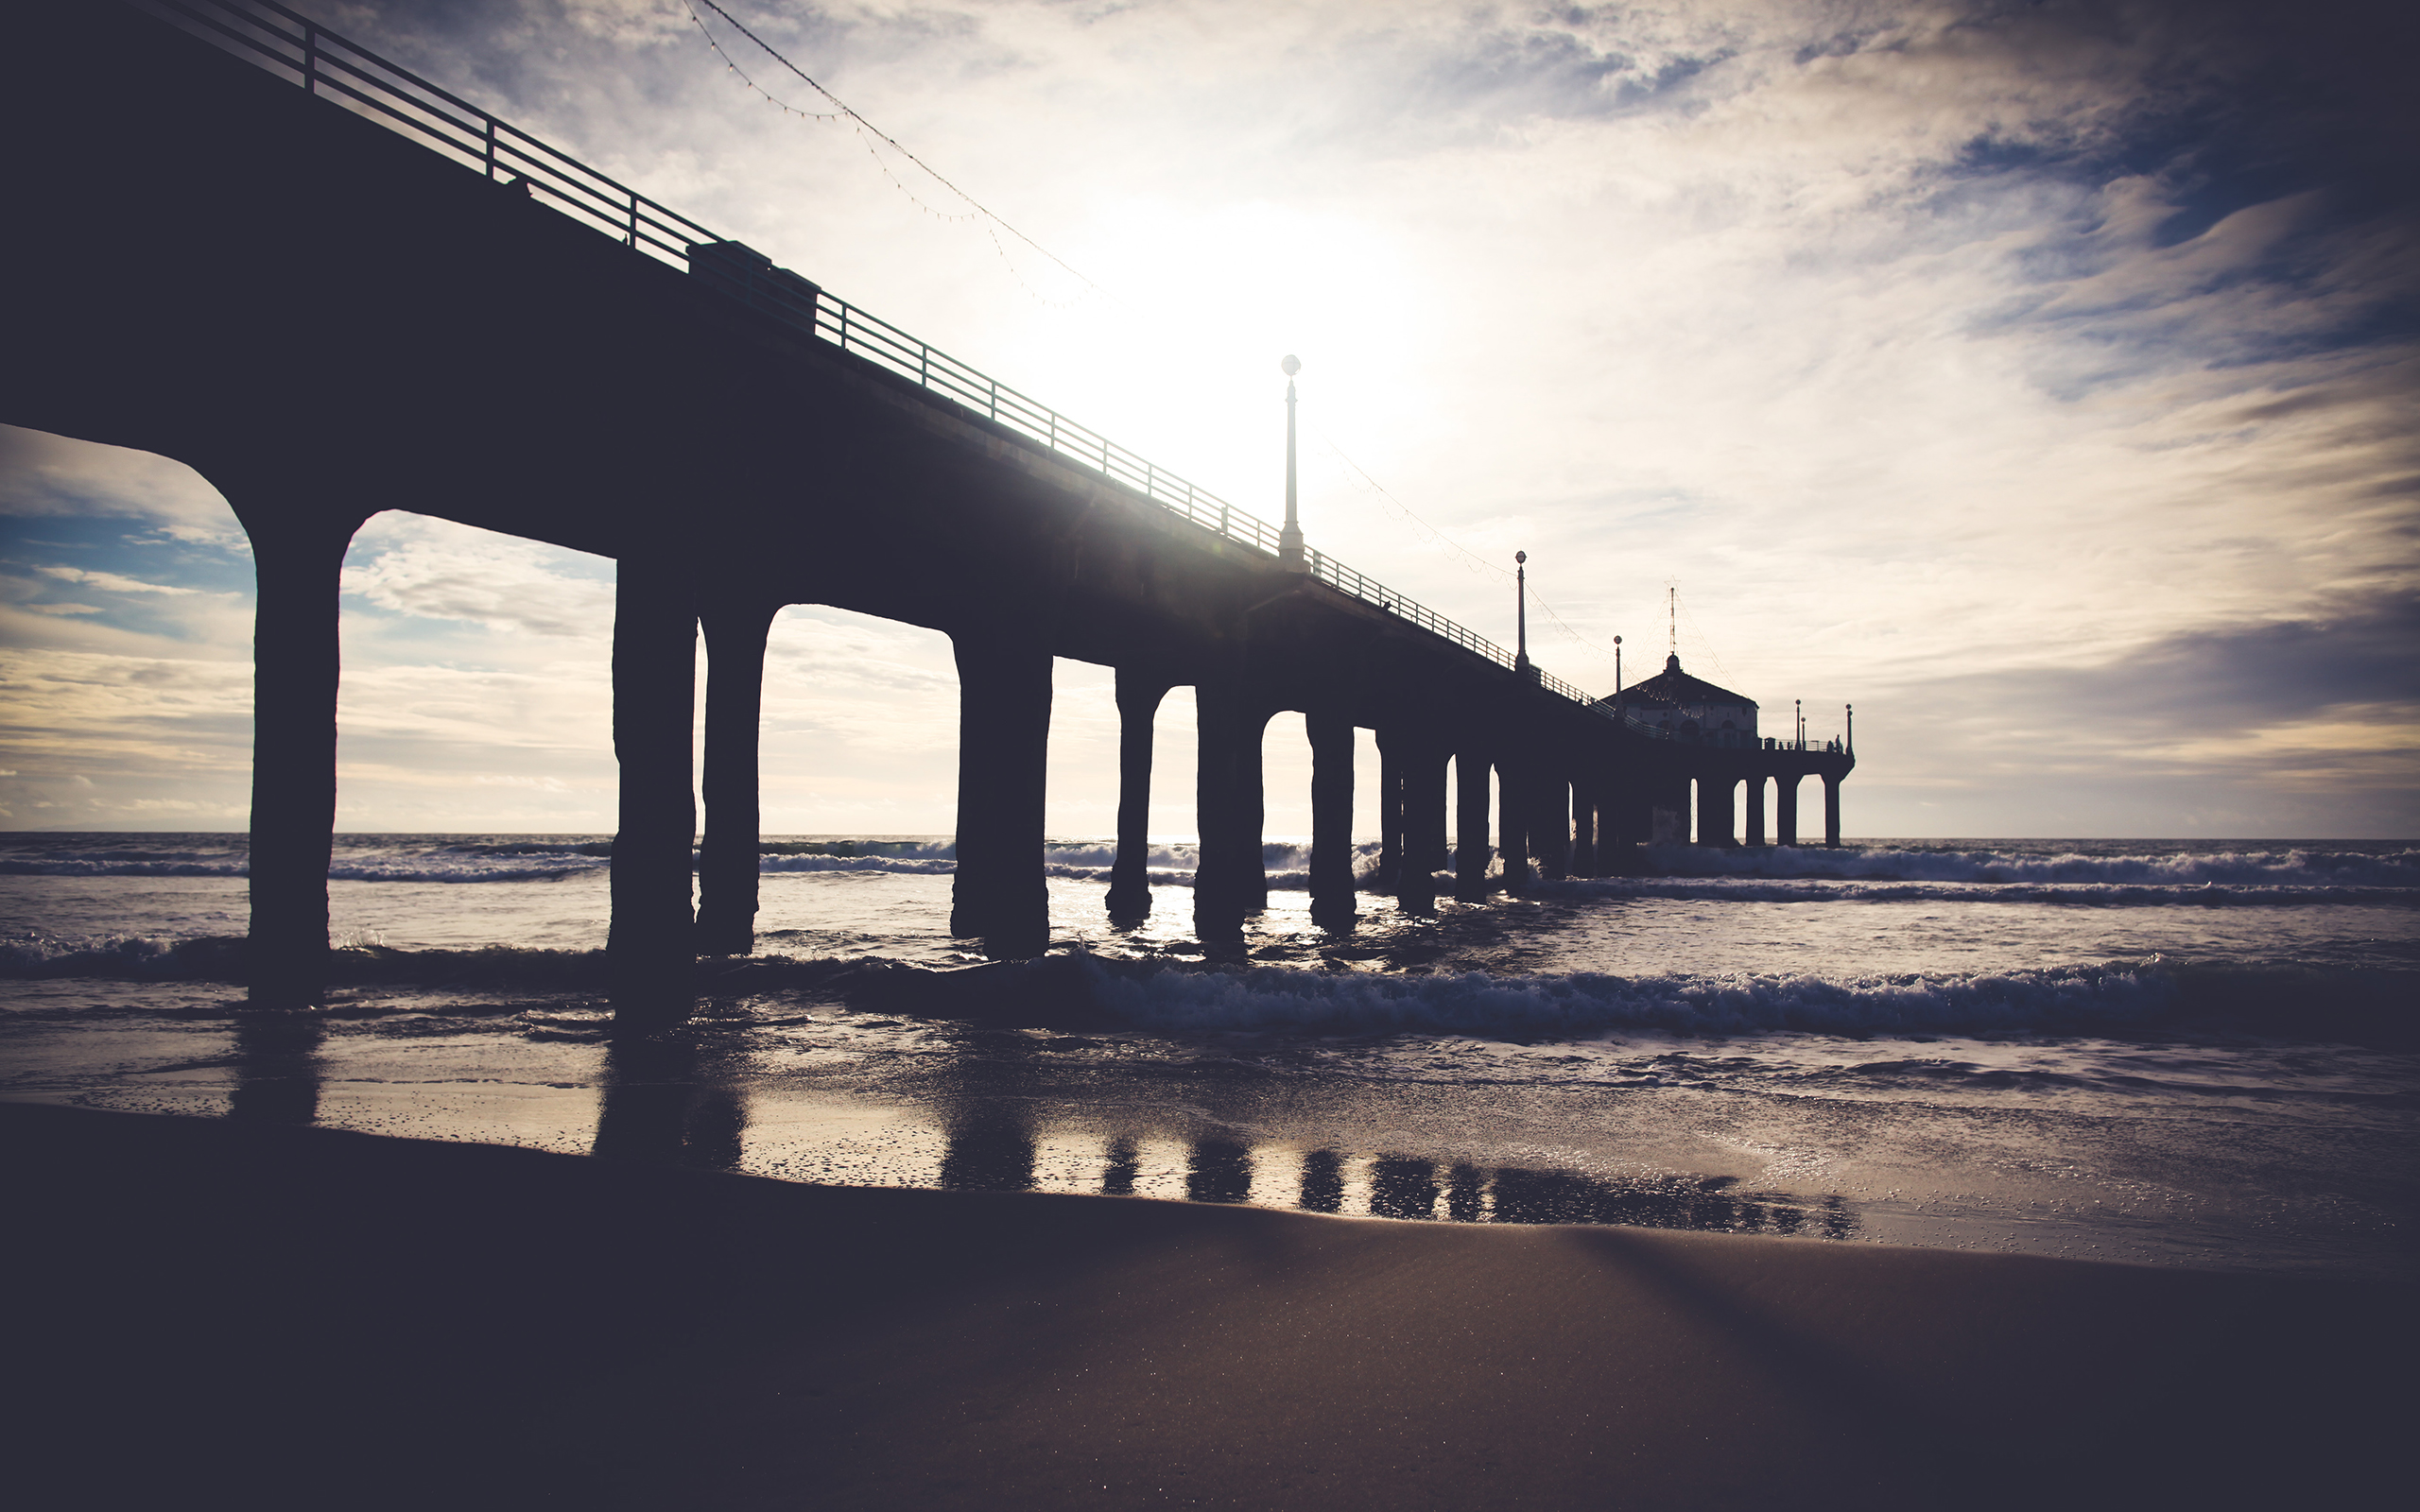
[3,832,2413,1280]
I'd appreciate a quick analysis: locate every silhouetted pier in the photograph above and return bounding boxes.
[3,0,1854,1015]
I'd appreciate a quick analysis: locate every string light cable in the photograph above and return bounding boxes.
[681,1,1657,678]
[683,0,1109,305]
[1665,577,1739,688]
[1316,428,1627,670]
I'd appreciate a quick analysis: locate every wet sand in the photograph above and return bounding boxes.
[4,1102,2402,1510]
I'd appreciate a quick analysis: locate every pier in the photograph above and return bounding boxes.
[1,0,1854,1016]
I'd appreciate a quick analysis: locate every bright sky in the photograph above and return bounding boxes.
[2,0,2413,836]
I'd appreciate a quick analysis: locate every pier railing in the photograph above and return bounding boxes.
[138,0,1633,727]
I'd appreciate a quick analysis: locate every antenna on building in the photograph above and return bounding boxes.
[1667,585,1677,663]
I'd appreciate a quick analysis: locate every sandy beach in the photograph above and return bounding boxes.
[5,1100,2402,1510]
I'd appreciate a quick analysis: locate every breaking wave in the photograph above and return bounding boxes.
[3,835,2409,908]
[1079,957,2188,1038]
[1638,843,2420,889]
[1532,877,2419,907]
[3,932,2407,1046]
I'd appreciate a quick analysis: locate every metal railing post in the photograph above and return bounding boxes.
[483,116,496,179]
[302,22,318,94]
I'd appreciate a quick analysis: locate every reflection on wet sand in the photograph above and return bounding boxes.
[1100,1135,1141,1196]
[1187,1138,1253,1204]
[227,1013,325,1126]
[1372,1155,1438,1219]
[924,1104,1858,1238]
[209,1017,1857,1242]
[1300,1147,1345,1213]
[593,1035,749,1171]
[937,1102,1037,1191]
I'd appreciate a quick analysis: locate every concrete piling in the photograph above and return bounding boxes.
[608,558,700,1020]
[696,600,779,956]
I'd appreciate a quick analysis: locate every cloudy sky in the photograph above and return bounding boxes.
[3,0,2413,836]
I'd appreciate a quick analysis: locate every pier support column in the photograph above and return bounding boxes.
[1307,710,1357,926]
[949,632,1053,958]
[1824,774,1843,849]
[1569,780,1599,878]
[239,508,368,1008]
[1618,785,1650,870]
[1399,740,1446,911]
[1777,775,1800,847]
[1194,682,1271,942]
[1233,711,1270,918]
[1596,782,1634,873]
[695,599,779,956]
[1650,780,1689,844]
[1373,727,1406,892]
[1696,777,1737,848]
[1497,762,1530,892]
[1411,747,1451,878]
[1106,669,1172,920]
[1744,774,1767,849]
[1454,750,1492,900]
[609,557,700,1019]
[1534,778,1571,881]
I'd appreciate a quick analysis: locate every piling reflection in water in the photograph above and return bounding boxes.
[227,1012,326,1126]
[592,1033,749,1171]
[916,1112,1853,1238]
[938,1102,1039,1192]
[1371,1156,1440,1220]
[1445,1162,1486,1223]
[212,1006,1858,1242]
[1100,1135,1141,1196]
[1299,1148,1346,1213]
[1186,1138,1253,1204]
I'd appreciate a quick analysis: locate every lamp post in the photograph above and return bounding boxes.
[1278,354,1305,569]
[1614,634,1622,703]
[1846,703,1854,754]
[1795,697,1803,750]
[1513,551,1530,675]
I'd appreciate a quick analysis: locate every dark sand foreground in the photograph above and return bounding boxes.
[3,1103,2403,1510]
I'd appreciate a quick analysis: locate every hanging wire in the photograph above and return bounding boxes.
[1318,429,1626,669]
[684,0,1108,305]
[680,2,842,120]
[1665,579,1739,687]
[685,2,1637,679]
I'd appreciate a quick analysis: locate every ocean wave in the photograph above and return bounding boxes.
[1530,877,2420,908]
[0,933,249,980]
[9,934,2403,1047]
[1639,843,2419,889]
[0,858,250,878]
[1073,957,2185,1038]
[436,840,616,858]
[1062,956,2414,1044]
[759,854,957,876]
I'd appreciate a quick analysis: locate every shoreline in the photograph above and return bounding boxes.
[6,1102,2404,1509]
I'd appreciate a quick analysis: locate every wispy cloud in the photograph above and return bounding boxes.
[1,0,2411,833]
[35,565,200,596]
